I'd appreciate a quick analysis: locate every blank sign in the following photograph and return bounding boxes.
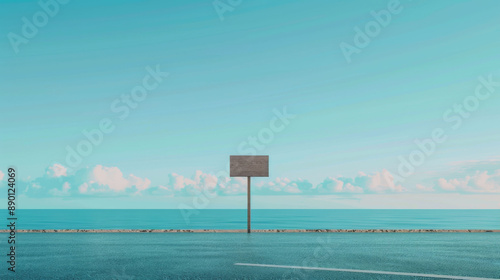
[230,156,269,177]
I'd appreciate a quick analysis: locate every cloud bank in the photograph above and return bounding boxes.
[436,170,500,193]
[24,164,151,197]
[18,163,500,198]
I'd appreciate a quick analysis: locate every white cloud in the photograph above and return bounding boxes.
[217,176,246,195]
[416,184,434,192]
[315,170,403,194]
[255,177,301,194]
[140,169,404,197]
[158,171,256,196]
[129,174,151,192]
[251,177,316,195]
[368,169,404,193]
[78,183,89,194]
[46,163,67,177]
[50,182,71,196]
[168,173,196,192]
[438,178,457,191]
[194,170,217,191]
[26,164,152,197]
[317,177,363,193]
[92,165,130,191]
[90,165,151,193]
[437,169,500,193]
[160,171,246,196]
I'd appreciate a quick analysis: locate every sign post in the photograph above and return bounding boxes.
[247,176,251,233]
[230,155,269,233]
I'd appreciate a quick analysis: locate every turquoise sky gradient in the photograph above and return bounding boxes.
[1,0,500,208]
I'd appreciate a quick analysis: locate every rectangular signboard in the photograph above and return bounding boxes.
[230,155,269,177]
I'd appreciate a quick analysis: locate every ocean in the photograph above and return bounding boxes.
[1,232,499,279]
[1,210,499,279]
[5,209,500,230]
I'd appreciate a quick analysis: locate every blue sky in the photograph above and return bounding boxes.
[1,0,500,208]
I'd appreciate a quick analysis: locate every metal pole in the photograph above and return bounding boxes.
[247,176,251,233]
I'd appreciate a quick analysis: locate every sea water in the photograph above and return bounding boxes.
[0,232,499,279]
[5,209,500,229]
